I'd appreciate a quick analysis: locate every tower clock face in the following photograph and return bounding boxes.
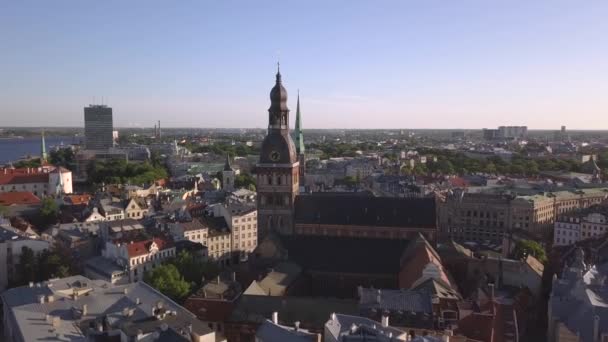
[270,150,281,161]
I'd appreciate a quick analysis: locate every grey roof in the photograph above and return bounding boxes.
[1,275,212,342]
[85,256,126,278]
[324,314,407,341]
[255,319,317,342]
[229,295,358,330]
[550,261,608,341]
[0,225,24,242]
[245,262,302,296]
[359,288,433,314]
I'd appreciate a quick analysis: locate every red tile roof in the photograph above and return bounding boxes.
[64,194,91,205]
[398,234,455,290]
[125,237,173,258]
[0,191,41,205]
[0,167,51,185]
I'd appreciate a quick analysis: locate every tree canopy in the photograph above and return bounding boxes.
[12,246,73,287]
[39,198,59,225]
[234,173,256,191]
[511,239,547,264]
[87,159,168,185]
[144,264,191,302]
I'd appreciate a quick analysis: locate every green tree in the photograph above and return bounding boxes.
[49,148,74,170]
[0,204,9,217]
[15,246,37,286]
[40,198,59,225]
[173,250,219,287]
[512,239,547,264]
[13,159,41,168]
[234,173,256,190]
[144,264,191,302]
[400,164,413,176]
[37,249,72,280]
[484,162,497,174]
[342,176,358,188]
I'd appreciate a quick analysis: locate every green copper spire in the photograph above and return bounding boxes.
[41,129,47,162]
[294,91,305,155]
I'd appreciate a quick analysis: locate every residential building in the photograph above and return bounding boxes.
[97,198,126,221]
[0,191,41,217]
[42,221,102,259]
[256,315,319,342]
[0,166,72,196]
[84,255,130,285]
[554,205,608,246]
[324,313,441,342]
[0,226,50,292]
[183,273,241,337]
[100,218,144,241]
[225,295,359,342]
[243,261,303,296]
[357,287,435,330]
[124,197,149,219]
[0,275,218,342]
[548,248,608,342]
[438,188,608,242]
[101,237,175,282]
[84,104,114,150]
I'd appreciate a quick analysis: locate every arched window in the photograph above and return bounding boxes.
[267,175,272,185]
[277,176,282,185]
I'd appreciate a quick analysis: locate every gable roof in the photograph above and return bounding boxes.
[126,238,173,258]
[294,194,436,228]
[399,234,456,291]
[0,191,41,206]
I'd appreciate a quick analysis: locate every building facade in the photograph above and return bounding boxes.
[554,205,608,246]
[102,237,175,282]
[256,67,300,237]
[84,104,114,150]
[438,189,608,242]
[0,166,72,196]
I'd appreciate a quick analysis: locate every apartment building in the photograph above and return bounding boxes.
[438,188,608,242]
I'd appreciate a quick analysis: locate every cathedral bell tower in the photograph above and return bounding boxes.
[256,65,300,238]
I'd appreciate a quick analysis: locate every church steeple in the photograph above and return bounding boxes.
[294,91,305,155]
[224,153,233,171]
[268,63,289,132]
[40,129,47,163]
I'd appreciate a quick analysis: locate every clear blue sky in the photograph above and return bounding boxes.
[1,1,607,129]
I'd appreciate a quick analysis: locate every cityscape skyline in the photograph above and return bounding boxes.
[2,1,608,129]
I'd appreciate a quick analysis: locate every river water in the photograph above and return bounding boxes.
[0,136,81,164]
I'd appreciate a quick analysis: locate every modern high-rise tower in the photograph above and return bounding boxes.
[84,105,114,150]
[256,66,300,237]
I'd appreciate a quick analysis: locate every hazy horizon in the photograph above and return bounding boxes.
[2,1,607,129]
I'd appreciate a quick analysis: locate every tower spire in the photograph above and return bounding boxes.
[295,91,305,155]
[224,153,233,171]
[40,129,47,163]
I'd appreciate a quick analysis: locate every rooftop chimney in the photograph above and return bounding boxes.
[82,304,88,316]
[381,314,389,328]
[272,311,278,324]
[489,283,495,301]
[294,321,301,331]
